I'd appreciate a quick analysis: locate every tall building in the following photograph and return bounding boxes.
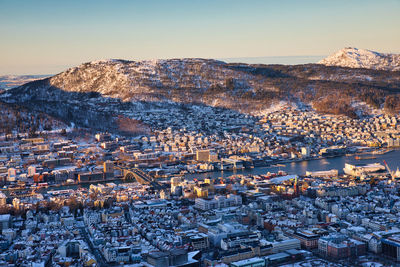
[12,198,21,210]
[382,235,400,261]
[95,133,111,142]
[292,230,320,249]
[318,234,365,259]
[196,150,210,162]
[103,161,114,173]
[209,153,219,162]
[171,177,182,196]
[194,186,208,198]
[171,177,181,187]
[7,168,16,182]
[301,147,310,157]
[195,195,242,210]
[294,176,299,197]
[0,214,11,230]
[28,166,37,176]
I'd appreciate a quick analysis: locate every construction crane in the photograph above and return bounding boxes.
[383,160,394,181]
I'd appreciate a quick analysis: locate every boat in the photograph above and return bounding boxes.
[372,149,394,155]
[37,183,49,188]
[355,156,377,160]
[272,164,286,167]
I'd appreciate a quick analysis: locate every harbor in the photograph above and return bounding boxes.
[184,149,400,180]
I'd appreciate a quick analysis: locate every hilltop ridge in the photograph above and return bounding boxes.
[1,54,400,133]
[319,47,400,71]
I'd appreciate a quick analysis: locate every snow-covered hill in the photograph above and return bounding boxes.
[319,47,400,71]
[2,57,400,132]
[47,58,271,102]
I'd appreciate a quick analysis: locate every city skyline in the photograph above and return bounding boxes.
[1,1,400,266]
[1,0,399,75]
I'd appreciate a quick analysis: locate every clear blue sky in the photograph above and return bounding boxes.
[0,0,399,75]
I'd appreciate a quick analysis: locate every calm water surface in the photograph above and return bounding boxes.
[183,149,400,180]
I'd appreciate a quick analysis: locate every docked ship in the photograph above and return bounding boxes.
[393,168,400,179]
[305,169,339,178]
[372,148,394,155]
[355,156,377,160]
[343,163,386,177]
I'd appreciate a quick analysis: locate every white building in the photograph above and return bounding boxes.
[195,195,242,211]
[301,147,310,157]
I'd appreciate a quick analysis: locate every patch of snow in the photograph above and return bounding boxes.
[253,101,289,116]
[319,47,400,71]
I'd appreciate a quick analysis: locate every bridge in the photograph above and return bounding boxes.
[114,166,164,189]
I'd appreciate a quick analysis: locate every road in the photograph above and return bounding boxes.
[79,222,108,267]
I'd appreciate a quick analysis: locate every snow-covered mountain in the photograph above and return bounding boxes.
[1,57,400,132]
[319,47,400,71]
[6,58,292,113]
[47,58,266,102]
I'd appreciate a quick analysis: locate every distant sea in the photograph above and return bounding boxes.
[220,55,326,65]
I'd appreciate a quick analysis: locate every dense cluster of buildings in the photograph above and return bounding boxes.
[0,104,400,187]
[0,163,399,266]
[0,104,399,266]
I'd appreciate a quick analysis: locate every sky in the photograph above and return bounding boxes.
[0,0,399,75]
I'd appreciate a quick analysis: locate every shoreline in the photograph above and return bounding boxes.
[183,148,400,179]
[2,148,399,196]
